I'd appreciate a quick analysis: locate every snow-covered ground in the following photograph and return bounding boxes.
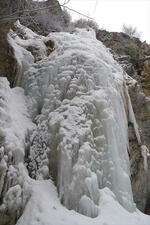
[16,179,150,225]
[0,22,149,225]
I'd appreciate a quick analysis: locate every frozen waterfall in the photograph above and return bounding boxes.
[11,24,135,216]
[1,23,150,225]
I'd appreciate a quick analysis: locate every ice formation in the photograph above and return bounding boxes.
[0,78,34,163]
[13,25,135,214]
[124,84,141,145]
[0,23,150,225]
[0,77,34,221]
[141,145,150,171]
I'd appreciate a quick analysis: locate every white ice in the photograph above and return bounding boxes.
[4,25,150,225]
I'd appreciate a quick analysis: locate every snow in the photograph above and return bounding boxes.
[16,179,150,225]
[0,78,34,163]
[3,24,150,225]
[0,79,34,216]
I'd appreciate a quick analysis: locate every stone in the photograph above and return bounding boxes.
[0,0,21,86]
[0,213,10,225]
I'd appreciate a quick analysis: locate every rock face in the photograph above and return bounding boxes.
[20,0,65,34]
[0,0,20,86]
[141,59,150,96]
[97,29,150,212]
[128,82,150,211]
[96,30,150,95]
[0,0,64,86]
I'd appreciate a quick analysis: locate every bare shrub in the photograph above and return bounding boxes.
[73,18,99,31]
[122,24,141,39]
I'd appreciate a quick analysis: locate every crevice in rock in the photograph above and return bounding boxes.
[145,196,150,215]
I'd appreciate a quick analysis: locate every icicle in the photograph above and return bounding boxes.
[141,145,150,171]
[124,84,141,145]
[0,147,7,195]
